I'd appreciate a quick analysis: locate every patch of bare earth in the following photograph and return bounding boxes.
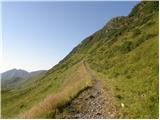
[54,63,117,119]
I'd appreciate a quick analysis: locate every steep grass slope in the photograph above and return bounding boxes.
[51,2,159,118]
[86,2,159,118]
[2,62,92,118]
[1,1,158,119]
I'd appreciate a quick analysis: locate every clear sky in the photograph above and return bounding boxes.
[1,1,139,72]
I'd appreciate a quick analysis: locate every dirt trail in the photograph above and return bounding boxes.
[54,62,116,119]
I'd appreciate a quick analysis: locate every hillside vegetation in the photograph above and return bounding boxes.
[2,62,92,118]
[1,1,159,119]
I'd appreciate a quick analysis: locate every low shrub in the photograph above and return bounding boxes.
[120,41,134,54]
[132,28,141,37]
[133,33,156,48]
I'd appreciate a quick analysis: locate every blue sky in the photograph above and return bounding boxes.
[1,1,139,72]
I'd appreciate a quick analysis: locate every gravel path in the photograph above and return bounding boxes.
[54,62,116,119]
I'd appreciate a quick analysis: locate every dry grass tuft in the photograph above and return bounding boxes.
[17,62,92,118]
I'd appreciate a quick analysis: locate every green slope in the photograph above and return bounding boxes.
[1,1,158,119]
[1,62,92,118]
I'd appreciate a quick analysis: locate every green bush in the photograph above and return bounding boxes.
[120,41,134,54]
[133,34,156,48]
[132,28,141,37]
[146,21,155,26]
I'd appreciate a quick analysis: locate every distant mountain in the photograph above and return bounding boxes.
[1,69,47,90]
[1,1,158,119]
[1,69,29,80]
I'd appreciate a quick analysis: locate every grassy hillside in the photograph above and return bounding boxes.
[88,13,159,118]
[2,62,92,118]
[85,2,159,118]
[1,1,158,118]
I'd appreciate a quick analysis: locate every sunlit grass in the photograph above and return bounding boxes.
[87,12,158,118]
[2,62,92,118]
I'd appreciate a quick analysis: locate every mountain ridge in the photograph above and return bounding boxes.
[37,1,159,118]
[1,69,46,79]
[1,1,158,119]
[1,69,47,90]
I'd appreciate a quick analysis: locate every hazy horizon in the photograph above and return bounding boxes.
[1,1,139,73]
